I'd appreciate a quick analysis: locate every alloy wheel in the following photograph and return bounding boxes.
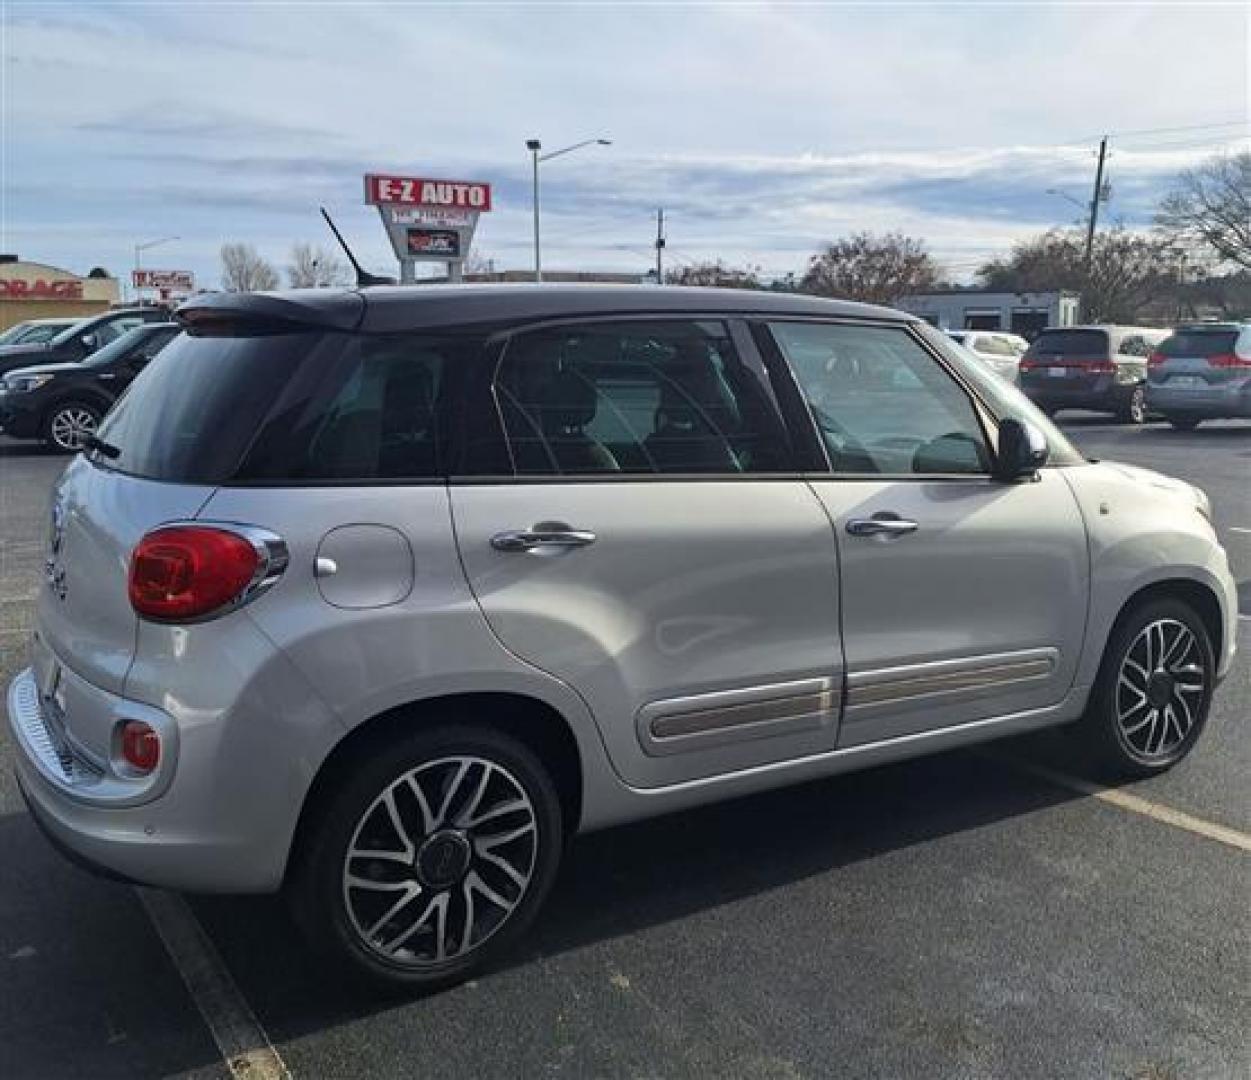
[49,407,98,451]
[1115,618,1205,761]
[341,756,539,968]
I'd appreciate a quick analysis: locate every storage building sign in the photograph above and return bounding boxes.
[364,173,491,281]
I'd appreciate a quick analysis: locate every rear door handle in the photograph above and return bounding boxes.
[845,517,919,538]
[491,526,597,552]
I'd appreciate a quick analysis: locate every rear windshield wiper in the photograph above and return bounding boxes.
[84,435,121,459]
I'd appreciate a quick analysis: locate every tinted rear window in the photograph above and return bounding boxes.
[1159,329,1239,357]
[1025,330,1108,358]
[93,331,329,483]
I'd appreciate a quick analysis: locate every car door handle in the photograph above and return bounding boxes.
[491,527,597,552]
[846,517,919,538]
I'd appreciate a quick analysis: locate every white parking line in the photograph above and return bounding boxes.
[136,888,291,1080]
[1000,757,1251,854]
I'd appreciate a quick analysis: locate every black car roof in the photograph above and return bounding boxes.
[177,284,914,334]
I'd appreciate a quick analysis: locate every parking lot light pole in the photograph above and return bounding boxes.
[526,137,611,283]
[133,236,179,305]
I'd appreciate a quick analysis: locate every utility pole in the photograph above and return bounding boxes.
[1083,136,1108,273]
[655,208,665,284]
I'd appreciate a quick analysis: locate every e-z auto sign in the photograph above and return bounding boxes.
[364,174,492,211]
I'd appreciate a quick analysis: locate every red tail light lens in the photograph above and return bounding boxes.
[120,720,160,773]
[1208,352,1251,368]
[1082,358,1115,374]
[128,526,259,621]
[1148,351,1167,368]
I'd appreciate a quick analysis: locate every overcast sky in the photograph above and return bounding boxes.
[3,2,1248,291]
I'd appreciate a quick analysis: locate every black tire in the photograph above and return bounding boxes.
[1077,598,1215,779]
[1116,385,1146,425]
[1168,417,1201,431]
[288,723,564,991]
[42,400,103,453]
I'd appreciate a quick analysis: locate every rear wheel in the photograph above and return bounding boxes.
[1117,385,1146,424]
[43,401,102,453]
[289,723,564,990]
[1078,598,1214,778]
[1168,417,1201,431]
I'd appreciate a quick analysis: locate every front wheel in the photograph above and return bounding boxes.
[1117,385,1146,425]
[43,401,102,453]
[1078,598,1215,778]
[289,724,564,990]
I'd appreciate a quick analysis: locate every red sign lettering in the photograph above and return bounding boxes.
[0,278,84,300]
[364,174,492,211]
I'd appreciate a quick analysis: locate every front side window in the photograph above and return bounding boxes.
[768,321,990,475]
[493,320,792,475]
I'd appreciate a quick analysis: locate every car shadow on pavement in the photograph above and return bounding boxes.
[188,729,1092,1041]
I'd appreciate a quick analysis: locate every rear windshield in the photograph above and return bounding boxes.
[93,331,329,483]
[1158,329,1239,357]
[1025,330,1108,358]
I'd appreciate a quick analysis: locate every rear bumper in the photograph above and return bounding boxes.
[1021,375,1135,413]
[1146,380,1251,419]
[8,616,345,894]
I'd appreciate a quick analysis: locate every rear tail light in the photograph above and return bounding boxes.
[1208,352,1251,368]
[128,524,287,622]
[119,720,160,773]
[1082,358,1115,374]
[1148,351,1167,368]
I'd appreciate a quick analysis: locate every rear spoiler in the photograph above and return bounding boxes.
[174,290,366,335]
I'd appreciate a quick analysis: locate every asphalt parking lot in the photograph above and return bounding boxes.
[1,418,1247,1080]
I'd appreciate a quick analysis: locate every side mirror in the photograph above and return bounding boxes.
[993,417,1049,482]
[79,332,98,353]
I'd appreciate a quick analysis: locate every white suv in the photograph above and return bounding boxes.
[7,286,1237,989]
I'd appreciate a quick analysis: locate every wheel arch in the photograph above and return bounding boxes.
[285,690,585,887]
[1105,577,1224,670]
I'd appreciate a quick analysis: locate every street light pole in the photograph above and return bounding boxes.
[526,139,542,282]
[525,137,611,284]
[133,235,179,306]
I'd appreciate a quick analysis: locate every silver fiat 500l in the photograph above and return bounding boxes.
[6,286,1237,989]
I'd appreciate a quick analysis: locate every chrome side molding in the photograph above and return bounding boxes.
[639,677,840,757]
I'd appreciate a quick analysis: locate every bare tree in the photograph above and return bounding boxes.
[1156,151,1251,270]
[665,260,763,289]
[286,243,348,288]
[462,249,496,277]
[977,226,1176,323]
[220,243,279,292]
[800,232,940,305]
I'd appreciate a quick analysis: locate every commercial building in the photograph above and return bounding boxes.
[896,289,1079,339]
[0,256,121,331]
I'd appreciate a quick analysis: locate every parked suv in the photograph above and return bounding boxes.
[0,323,179,451]
[1145,323,1251,429]
[7,286,1235,990]
[0,307,170,378]
[1019,325,1171,422]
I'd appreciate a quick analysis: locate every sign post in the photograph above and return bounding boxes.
[363,174,492,284]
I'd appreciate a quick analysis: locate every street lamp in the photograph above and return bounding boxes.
[133,236,179,305]
[527,137,611,282]
[1045,188,1088,215]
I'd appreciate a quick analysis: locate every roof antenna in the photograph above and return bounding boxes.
[320,206,395,287]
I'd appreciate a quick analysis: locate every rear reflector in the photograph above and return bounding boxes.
[120,720,160,773]
[128,526,259,621]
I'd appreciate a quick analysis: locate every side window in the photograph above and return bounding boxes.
[493,320,791,475]
[768,321,990,475]
[238,333,468,481]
